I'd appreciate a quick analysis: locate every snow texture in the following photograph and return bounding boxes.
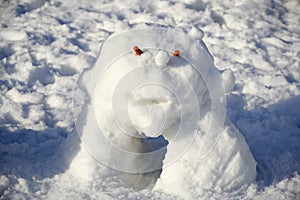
[155,50,170,66]
[0,0,300,199]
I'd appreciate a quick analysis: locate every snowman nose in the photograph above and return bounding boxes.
[133,46,143,55]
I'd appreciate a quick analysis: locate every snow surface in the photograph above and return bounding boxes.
[0,0,300,199]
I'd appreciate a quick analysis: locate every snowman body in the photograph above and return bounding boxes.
[76,27,256,199]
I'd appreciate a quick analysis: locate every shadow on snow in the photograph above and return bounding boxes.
[228,95,300,188]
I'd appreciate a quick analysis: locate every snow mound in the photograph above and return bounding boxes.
[75,27,256,199]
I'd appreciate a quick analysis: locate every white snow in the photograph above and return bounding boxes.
[221,69,235,92]
[0,0,299,199]
[155,50,170,66]
[0,30,27,41]
[82,27,255,199]
[0,176,9,195]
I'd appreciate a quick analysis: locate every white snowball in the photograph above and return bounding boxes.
[155,50,170,66]
[221,69,235,92]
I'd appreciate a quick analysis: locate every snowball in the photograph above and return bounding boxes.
[155,50,170,66]
[221,69,235,92]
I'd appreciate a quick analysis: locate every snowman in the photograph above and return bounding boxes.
[75,27,256,199]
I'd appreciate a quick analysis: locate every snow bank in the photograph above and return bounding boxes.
[76,27,256,198]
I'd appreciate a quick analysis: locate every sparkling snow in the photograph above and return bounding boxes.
[0,0,299,199]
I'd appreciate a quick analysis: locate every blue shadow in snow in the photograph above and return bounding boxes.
[228,95,300,187]
[0,127,80,181]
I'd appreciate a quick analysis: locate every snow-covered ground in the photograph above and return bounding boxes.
[0,0,299,199]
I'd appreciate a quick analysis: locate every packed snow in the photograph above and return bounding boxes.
[76,27,256,198]
[0,0,300,199]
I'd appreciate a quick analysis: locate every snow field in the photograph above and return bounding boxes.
[0,0,299,199]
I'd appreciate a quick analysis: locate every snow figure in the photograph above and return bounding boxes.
[75,27,256,199]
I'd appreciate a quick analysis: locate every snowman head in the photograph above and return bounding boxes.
[124,48,207,140]
[92,45,212,145]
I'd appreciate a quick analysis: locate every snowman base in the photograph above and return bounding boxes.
[153,119,256,199]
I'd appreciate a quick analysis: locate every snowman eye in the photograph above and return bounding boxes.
[133,46,143,55]
[173,50,180,57]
